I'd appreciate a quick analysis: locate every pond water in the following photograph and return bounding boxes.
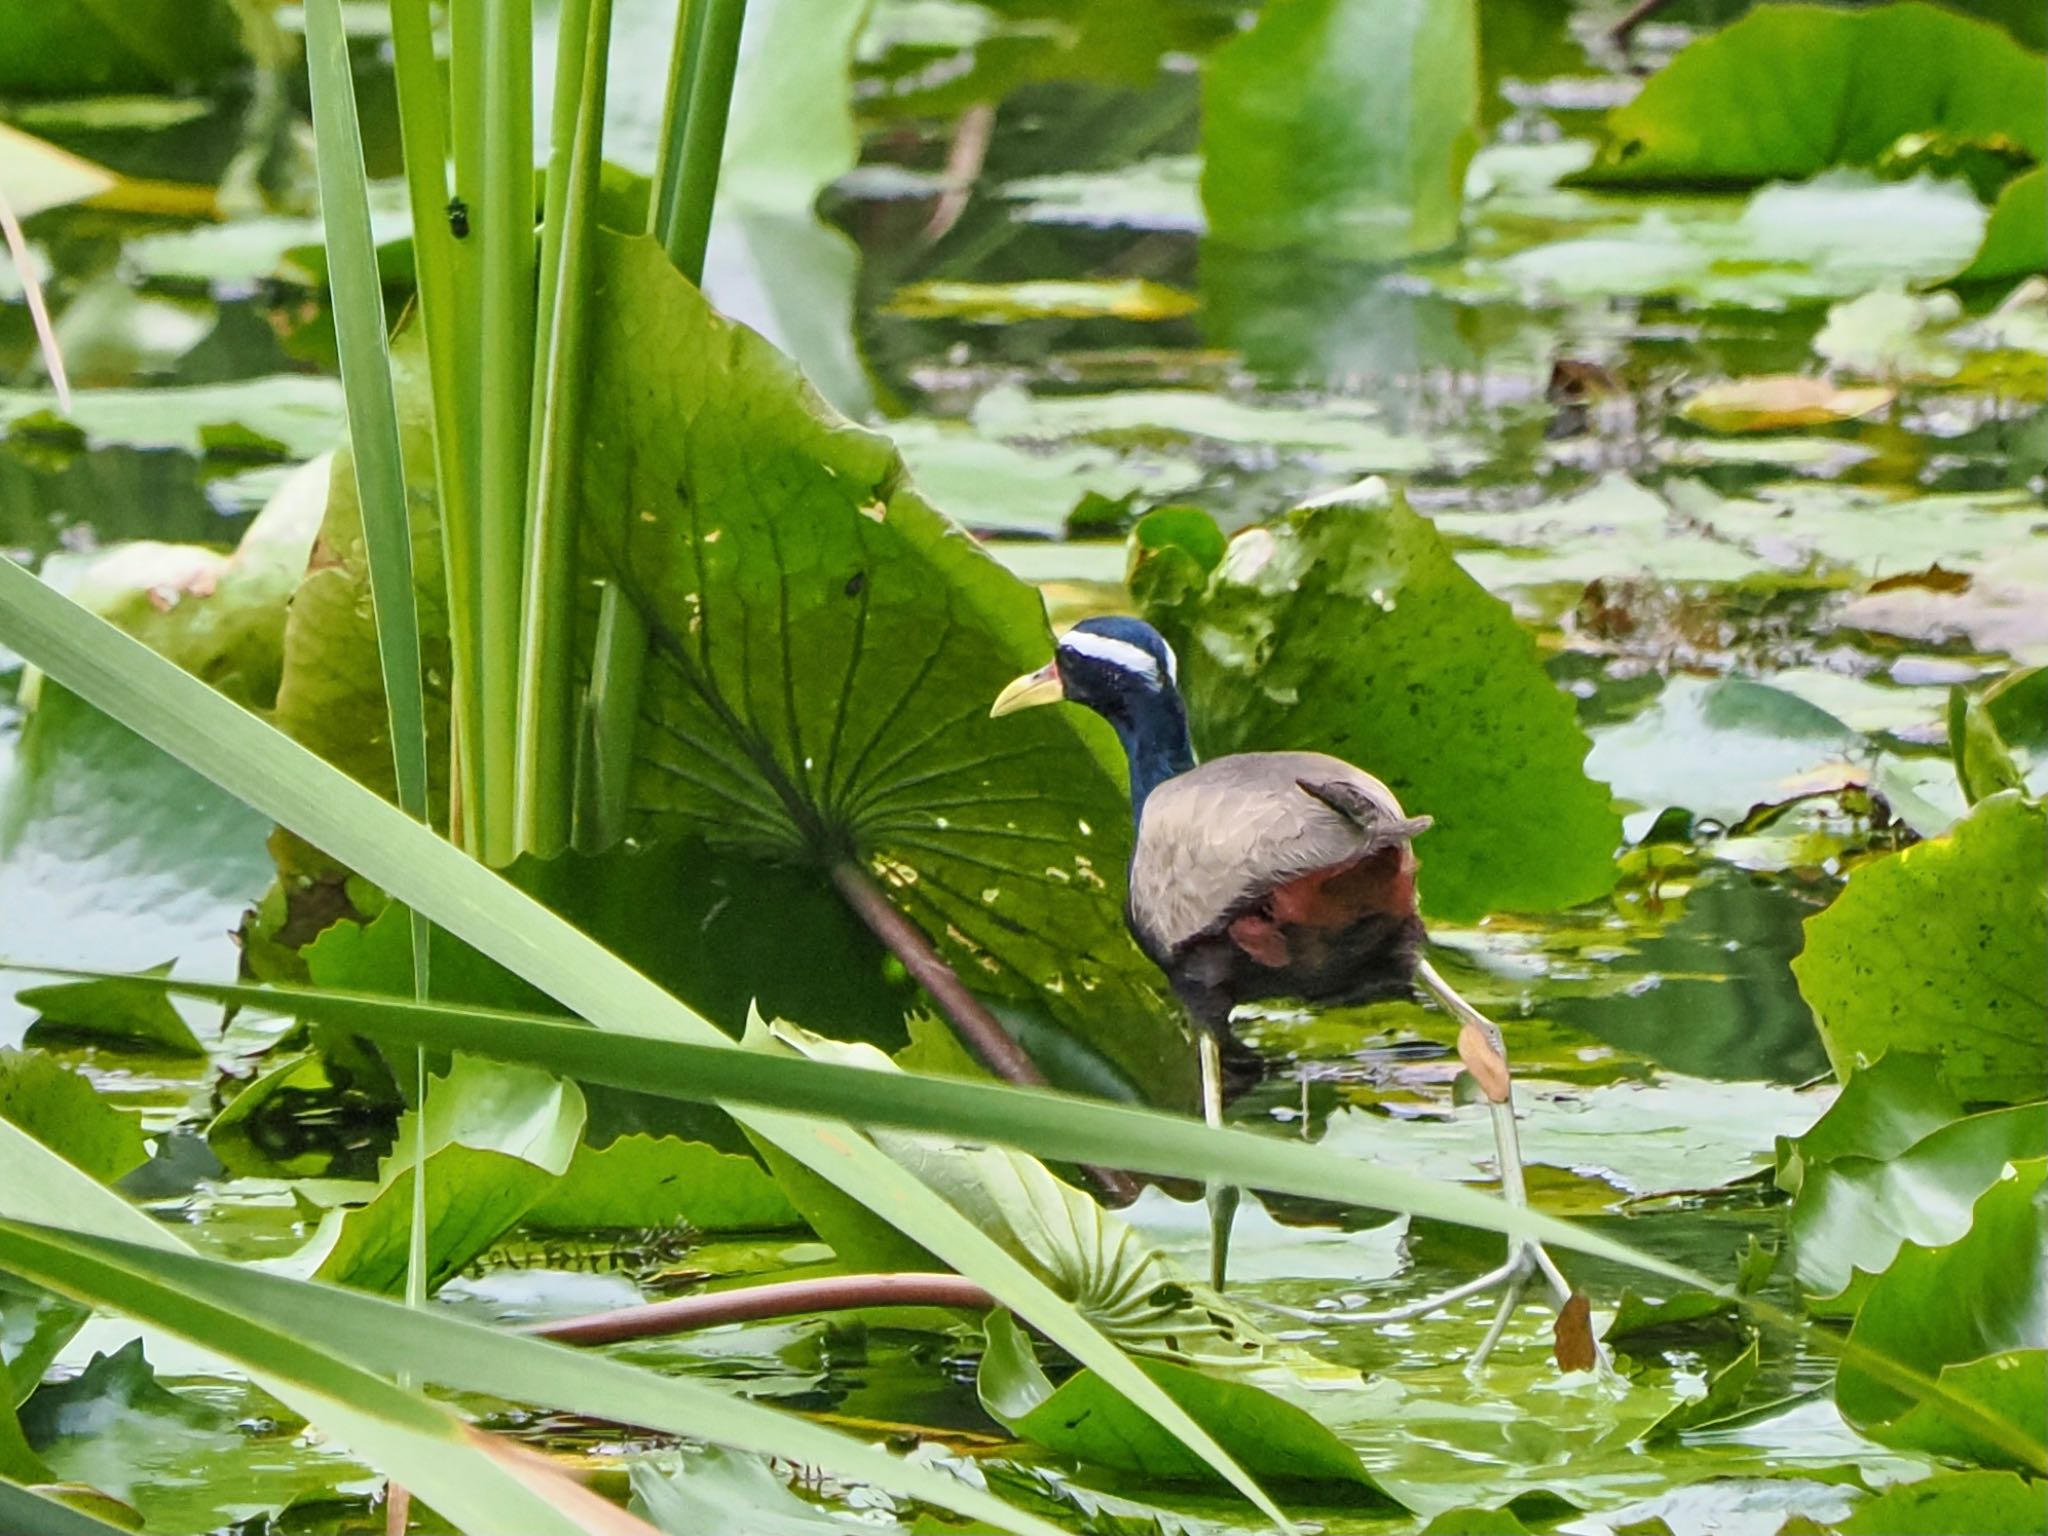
[1,0,2041,1532]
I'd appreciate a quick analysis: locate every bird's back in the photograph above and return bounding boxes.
[1126,750,1430,1027]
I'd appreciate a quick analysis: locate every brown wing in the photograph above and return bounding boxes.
[1127,750,1430,961]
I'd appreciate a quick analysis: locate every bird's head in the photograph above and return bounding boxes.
[989,616,1183,727]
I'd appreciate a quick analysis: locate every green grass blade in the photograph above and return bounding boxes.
[474,0,537,865]
[648,0,708,244]
[18,969,1688,1277]
[305,0,438,1316]
[0,1479,135,1536]
[388,0,486,849]
[0,1135,1069,1536]
[0,1220,643,1536]
[0,561,1292,1524]
[303,0,430,839]
[662,0,748,281]
[573,581,647,850]
[518,0,613,855]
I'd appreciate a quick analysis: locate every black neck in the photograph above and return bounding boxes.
[1107,691,1196,824]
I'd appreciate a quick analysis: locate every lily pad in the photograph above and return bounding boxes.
[18,1340,236,1515]
[977,1309,1401,1499]
[520,1134,799,1233]
[1584,676,1869,841]
[579,233,1188,1092]
[1837,1158,2047,1469]
[18,967,205,1058]
[0,377,345,462]
[0,685,273,1042]
[1320,1075,1826,1200]
[281,1054,586,1294]
[885,279,1198,322]
[1131,488,1620,922]
[1681,378,1894,434]
[1785,1094,2045,1300]
[1201,0,1478,261]
[1493,173,1987,305]
[631,1446,906,1535]
[0,1049,147,1184]
[1955,167,2047,282]
[0,1,247,97]
[1792,792,2047,1105]
[1830,1470,2048,1534]
[1576,2,2047,186]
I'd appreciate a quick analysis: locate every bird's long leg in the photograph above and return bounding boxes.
[1200,1030,1241,1292]
[1325,960,1596,1373]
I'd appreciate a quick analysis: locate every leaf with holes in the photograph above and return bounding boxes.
[578,233,1188,1097]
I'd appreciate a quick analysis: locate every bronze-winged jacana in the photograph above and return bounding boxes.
[993,614,1585,1371]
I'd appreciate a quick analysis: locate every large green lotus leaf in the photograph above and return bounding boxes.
[1201,0,1479,261]
[1776,1051,1966,1196]
[1831,1471,2047,1534]
[1792,792,2046,1105]
[579,233,1189,1096]
[0,686,272,1042]
[281,1054,585,1294]
[1585,676,1869,842]
[751,1020,1342,1381]
[1838,1159,2047,1469]
[1130,491,1618,921]
[1785,1097,2046,1300]
[307,839,918,1054]
[0,0,245,96]
[520,1133,799,1233]
[1956,168,2047,282]
[1778,1052,2045,1299]
[977,1309,1403,1501]
[0,1050,146,1186]
[1576,2,2046,186]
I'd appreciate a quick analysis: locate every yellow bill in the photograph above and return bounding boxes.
[989,661,1064,717]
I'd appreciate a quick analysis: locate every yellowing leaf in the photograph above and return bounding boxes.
[1682,376,1894,433]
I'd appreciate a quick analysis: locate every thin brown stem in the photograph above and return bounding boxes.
[827,860,1139,1206]
[1608,0,1674,47]
[523,1272,995,1345]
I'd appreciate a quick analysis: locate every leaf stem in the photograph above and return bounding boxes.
[526,1273,995,1345]
[827,862,1137,1205]
[660,0,749,282]
[387,0,483,851]
[473,0,535,866]
[517,0,614,856]
[573,583,647,852]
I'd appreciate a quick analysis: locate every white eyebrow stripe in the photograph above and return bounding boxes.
[1059,630,1163,681]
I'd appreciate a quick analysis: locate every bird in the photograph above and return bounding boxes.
[993,614,1585,1371]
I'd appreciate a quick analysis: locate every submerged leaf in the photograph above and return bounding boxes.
[1132,489,1618,922]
